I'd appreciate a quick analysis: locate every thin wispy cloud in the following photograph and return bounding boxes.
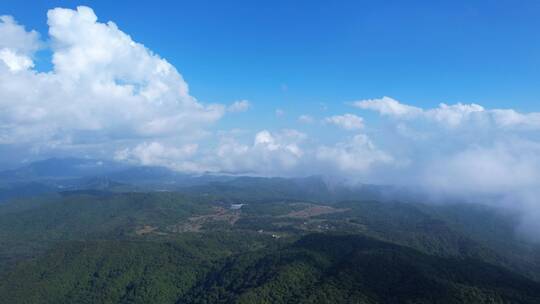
[324,114,364,130]
[227,100,251,113]
[298,114,314,124]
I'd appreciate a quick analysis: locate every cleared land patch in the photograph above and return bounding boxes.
[284,205,348,218]
[135,225,158,235]
[168,207,240,233]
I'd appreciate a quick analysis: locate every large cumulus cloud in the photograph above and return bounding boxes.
[0,6,224,150]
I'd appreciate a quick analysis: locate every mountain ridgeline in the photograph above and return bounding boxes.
[0,158,539,303]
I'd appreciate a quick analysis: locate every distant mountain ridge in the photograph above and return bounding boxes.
[0,157,126,180]
[0,158,393,203]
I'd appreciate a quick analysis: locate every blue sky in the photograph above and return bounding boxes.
[1,0,540,118]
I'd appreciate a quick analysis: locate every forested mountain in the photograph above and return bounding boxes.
[0,159,539,303]
[2,234,539,304]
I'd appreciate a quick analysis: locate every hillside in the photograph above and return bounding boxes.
[0,164,539,303]
[1,234,539,304]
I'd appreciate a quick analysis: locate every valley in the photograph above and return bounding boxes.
[0,159,539,303]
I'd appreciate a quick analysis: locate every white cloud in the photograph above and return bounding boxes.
[352,96,422,118]
[298,114,314,124]
[275,108,285,117]
[353,96,486,128]
[317,134,393,172]
[491,109,540,129]
[354,96,540,130]
[351,96,540,240]
[115,141,202,172]
[0,6,224,148]
[0,15,41,72]
[0,48,34,71]
[114,129,308,176]
[412,138,540,241]
[210,129,306,175]
[324,113,364,130]
[0,15,41,54]
[426,103,485,127]
[420,141,540,195]
[227,100,250,113]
